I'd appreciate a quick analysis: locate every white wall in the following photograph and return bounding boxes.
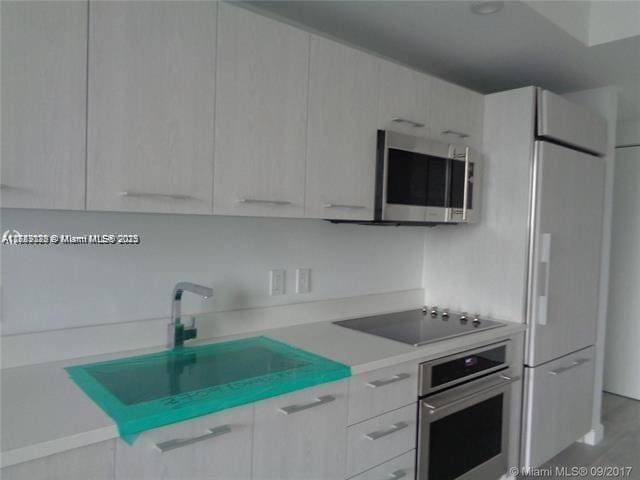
[0,209,425,335]
[616,119,640,146]
[604,118,640,400]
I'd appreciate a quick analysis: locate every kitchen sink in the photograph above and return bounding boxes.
[66,336,350,440]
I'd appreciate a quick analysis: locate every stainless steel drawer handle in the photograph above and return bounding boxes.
[388,469,408,480]
[548,358,590,376]
[442,129,470,139]
[154,425,232,452]
[119,191,193,201]
[392,118,425,128]
[278,395,335,415]
[237,198,292,206]
[364,421,409,441]
[322,203,366,210]
[366,372,411,388]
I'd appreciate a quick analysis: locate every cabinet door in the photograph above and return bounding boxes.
[538,90,607,155]
[1,440,115,480]
[252,381,348,480]
[522,347,596,468]
[305,36,379,221]
[526,141,605,366]
[214,3,308,218]
[378,59,431,135]
[87,1,216,214]
[1,1,87,210]
[428,76,484,150]
[115,405,253,480]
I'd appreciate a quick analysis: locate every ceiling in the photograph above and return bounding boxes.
[245,1,640,121]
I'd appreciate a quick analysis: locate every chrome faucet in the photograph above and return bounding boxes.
[170,282,213,348]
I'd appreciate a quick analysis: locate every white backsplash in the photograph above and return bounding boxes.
[0,209,425,336]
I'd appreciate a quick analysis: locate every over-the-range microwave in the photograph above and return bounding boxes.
[332,130,481,226]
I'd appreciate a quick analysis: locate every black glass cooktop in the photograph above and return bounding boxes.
[334,308,504,347]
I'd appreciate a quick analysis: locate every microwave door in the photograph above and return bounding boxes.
[383,147,448,222]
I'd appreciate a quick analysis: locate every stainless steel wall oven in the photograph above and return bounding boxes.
[417,341,518,480]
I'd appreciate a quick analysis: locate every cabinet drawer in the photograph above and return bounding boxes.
[522,346,596,468]
[253,380,348,480]
[348,362,417,425]
[115,404,253,480]
[346,404,417,478]
[348,450,415,480]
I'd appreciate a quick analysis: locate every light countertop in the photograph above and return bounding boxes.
[1,314,524,467]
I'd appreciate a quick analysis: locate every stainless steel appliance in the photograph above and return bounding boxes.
[417,341,519,480]
[370,130,481,225]
[334,307,503,346]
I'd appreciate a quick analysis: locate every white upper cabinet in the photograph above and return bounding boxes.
[214,3,309,218]
[87,1,216,214]
[378,59,484,150]
[429,76,484,150]
[378,59,431,135]
[305,36,380,220]
[1,1,87,210]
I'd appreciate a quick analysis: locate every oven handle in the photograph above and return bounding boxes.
[422,374,520,415]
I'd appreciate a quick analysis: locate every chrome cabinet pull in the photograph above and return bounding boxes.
[537,233,552,326]
[364,421,409,441]
[237,198,292,206]
[548,358,590,376]
[388,470,408,480]
[119,191,193,201]
[322,203,366,210]
[442,129,470,139]
[154,425,232,452]
[392,118,425,128]
[366,372,411,388]
[278,395,335,415]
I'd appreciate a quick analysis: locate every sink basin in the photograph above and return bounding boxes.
[66,336,350,441]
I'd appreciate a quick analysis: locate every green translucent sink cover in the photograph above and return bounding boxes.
[66,336,350,443]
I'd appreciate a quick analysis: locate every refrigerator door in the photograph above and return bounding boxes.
[522,346,596,468]
[525,141,605,367]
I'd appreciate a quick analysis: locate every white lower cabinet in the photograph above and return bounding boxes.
[115,405,253,480]
[346,404,417,478]
[1,440,115,480]
[348,450,415,480]
[522,346,596,468]
[252,380,349,480]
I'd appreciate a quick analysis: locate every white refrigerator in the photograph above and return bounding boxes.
[522,92,607,468]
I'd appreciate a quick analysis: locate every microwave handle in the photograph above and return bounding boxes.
[462,146,470,221]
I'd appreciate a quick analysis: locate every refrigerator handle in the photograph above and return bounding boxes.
[537,233,552,325]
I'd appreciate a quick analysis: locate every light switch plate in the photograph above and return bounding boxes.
[296,268,311,294]
[269,269,285,296]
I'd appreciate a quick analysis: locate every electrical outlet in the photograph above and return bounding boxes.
[296,268,311,294]
[269,269,285,296]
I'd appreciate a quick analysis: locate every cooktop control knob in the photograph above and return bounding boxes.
[430,306,438,317]
[460,312,468,323]
[442,308,450,319]
[472,314,481,326]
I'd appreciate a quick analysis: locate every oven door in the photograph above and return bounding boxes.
[381,131,451,223]
[417,372,518,480]
[448,145,481,223]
